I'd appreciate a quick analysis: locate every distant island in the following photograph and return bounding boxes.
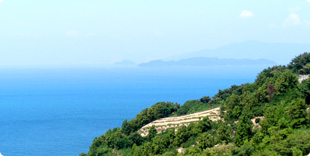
[139,57,276,67]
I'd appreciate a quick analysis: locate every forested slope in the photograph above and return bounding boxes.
[80,53,310,156]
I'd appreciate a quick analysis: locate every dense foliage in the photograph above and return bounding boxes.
[122,102,180,135]
[81,53,310,156]
[288,52,310,74]
[177,97,220,115]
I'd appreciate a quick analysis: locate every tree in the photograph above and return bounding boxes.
[300,79,310,104]
[287,98,307,128]
[174,125,190,146]
[152,134,172,154]
[104,129,127,149]
[147,125,157,141]
[129,144,142,156]
[267,84,276,100]
[235,112,253,146]
[217,123,232,144]
[254,66,286,88]
[115,137,129,150]
[197,133,215,149]
[288,52,310,74]
[226,94,241,120]
[255,68,274,87]
[121,119,131,135]
[126,102,180,134]
[241,92,259,112]
[200,96,211,103]
[196,116,212,133]
[256,84,269,103]
[128,132,145,146]
[141,142,153,156]
[275,70,298,93]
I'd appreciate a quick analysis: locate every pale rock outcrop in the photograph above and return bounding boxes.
[298,75,309,83]
[138,107,221,137]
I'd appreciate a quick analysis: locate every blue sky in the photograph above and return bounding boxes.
[0,0,310,67]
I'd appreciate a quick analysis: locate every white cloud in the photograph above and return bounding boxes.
[283,13,301,27]
[307,0,310,4]
[240,10,254,18]
[66,30,80,37]
[0,0,3,3]
[0,152,3,156]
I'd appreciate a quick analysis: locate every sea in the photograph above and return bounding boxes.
[0,66,269,156]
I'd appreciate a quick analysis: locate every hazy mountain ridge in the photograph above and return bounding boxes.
[139,57,276,67]
[170,41,310,65]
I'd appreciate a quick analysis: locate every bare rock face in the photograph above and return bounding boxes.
[251,116,265,128]
[138,107,221,137]
[177,147,185,154]
[298,75,309,83]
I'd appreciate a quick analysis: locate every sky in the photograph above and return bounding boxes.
[0,0,310,68]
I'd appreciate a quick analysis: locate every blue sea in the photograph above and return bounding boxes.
[0,66,268,156]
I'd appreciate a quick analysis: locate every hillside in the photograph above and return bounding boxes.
[138,108,269,138]
[80,52,310,156]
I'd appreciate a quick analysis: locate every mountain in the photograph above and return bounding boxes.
[139,57,276,67]
[170,41,310,65]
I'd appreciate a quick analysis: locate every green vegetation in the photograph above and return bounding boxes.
[288,52,310,74]
[122,102,180,135]
[177,97,220,115]
[81,53,310,156]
